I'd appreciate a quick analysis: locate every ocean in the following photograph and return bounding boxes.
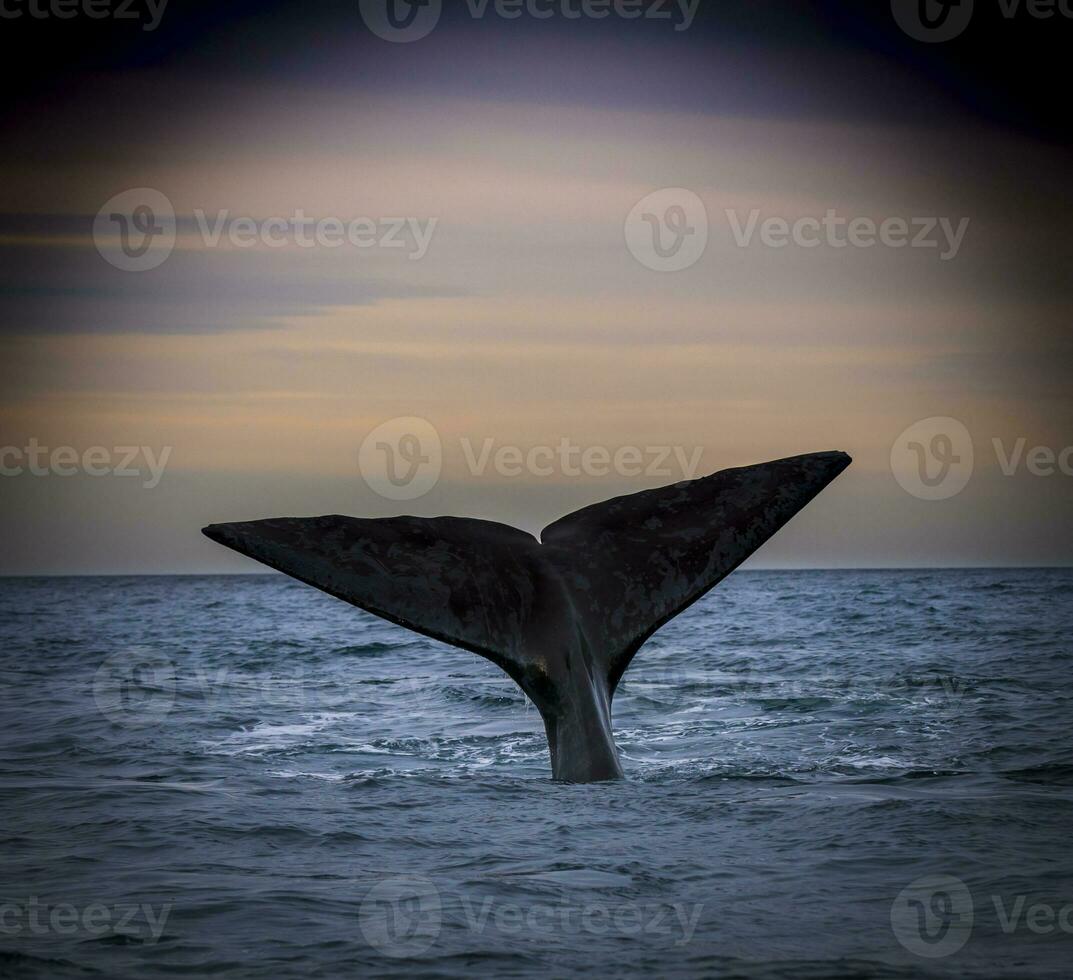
[2,568,1071,978]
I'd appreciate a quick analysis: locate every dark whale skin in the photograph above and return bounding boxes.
[203,450,851,782]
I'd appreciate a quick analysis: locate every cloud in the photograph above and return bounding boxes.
[0,238,461,335]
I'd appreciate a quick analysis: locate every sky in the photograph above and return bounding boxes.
[0,0,1070,573]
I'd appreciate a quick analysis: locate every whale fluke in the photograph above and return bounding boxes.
[203,450,851,782]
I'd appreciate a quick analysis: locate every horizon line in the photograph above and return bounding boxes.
[2,564,1071,579]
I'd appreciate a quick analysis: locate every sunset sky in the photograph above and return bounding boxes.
[1,2,1070,573]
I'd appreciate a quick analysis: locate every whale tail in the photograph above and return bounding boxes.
[203,450,851,778]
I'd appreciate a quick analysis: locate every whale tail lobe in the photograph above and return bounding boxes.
[202,450,851,778]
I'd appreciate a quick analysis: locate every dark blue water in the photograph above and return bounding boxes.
[2,569,1072,978]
